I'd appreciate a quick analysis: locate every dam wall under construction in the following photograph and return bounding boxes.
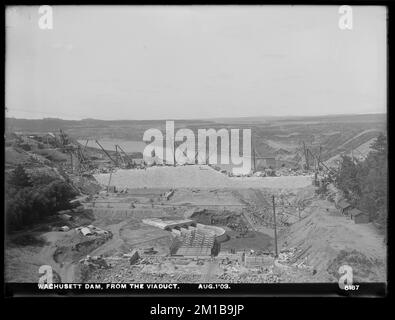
[88,206,228,258]
[90,207,166,219]
[142,218,227,257]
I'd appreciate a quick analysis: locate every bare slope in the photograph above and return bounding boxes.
[280,200,386,282]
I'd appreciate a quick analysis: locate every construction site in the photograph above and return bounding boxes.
[4,121,387,284]
[4,6,388,299]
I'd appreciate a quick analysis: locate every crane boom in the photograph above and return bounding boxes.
[116,145,135,166]
[95,140,117,165]
[307,148,338,176]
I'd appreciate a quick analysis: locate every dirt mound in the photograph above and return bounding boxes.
[327,249,383,282]
[280,199,386,282]
[5,245,49,282]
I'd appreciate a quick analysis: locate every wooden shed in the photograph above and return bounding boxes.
[336,200,352,215]
[350,208,370,224]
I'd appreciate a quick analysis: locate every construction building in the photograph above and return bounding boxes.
[336,200,352,215]
[350,208,370,224]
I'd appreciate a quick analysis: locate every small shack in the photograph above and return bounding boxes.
[349,208,370,224]
[336,200,352,215]
[80,227,93,236]
[107,185,117,193]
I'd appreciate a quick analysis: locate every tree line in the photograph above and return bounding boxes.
[335,133,387,231]
[5,165,78,232]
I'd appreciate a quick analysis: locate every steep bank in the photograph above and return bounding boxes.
[279,199,386,282]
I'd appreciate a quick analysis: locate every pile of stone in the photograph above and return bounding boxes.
[277,247,315,274]
[79,255,110,269]
[277,247,298,263]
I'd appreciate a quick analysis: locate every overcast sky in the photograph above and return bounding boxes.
[6,5,387,120]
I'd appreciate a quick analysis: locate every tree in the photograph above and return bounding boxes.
[8,165,32,188]
[335,133,387,232]
[370,133,387,155]
[5,180,78,231]
[335,155,361,204]
[358,134,387,229]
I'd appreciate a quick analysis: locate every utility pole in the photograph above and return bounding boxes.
[107,170,113,193]
[272,195,278,258]
[173,137,176,167]
[318,145,322,171]
[303,141,309,170]
[70,152,73,173]
[252,136,256,172]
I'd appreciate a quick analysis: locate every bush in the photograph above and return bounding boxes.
[315,182,328,195]
[19,143,31,151]
[7,165,32,188]
[5,180,78,231]
[30,174,61,187]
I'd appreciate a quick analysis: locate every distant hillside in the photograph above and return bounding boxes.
[6,114,386,166]
[5,117,216,133]
[209,113,386,124]
[6,113,386,133]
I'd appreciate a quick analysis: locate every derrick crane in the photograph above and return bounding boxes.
[58,129,76,172]
[307,148,338,180]
[59,129,70,147]
[75,144,91,172]
[115,144,135,168]
[114,145,124,167]
[95,140,118,165]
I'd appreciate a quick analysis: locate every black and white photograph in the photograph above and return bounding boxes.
[4,5,388,297]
